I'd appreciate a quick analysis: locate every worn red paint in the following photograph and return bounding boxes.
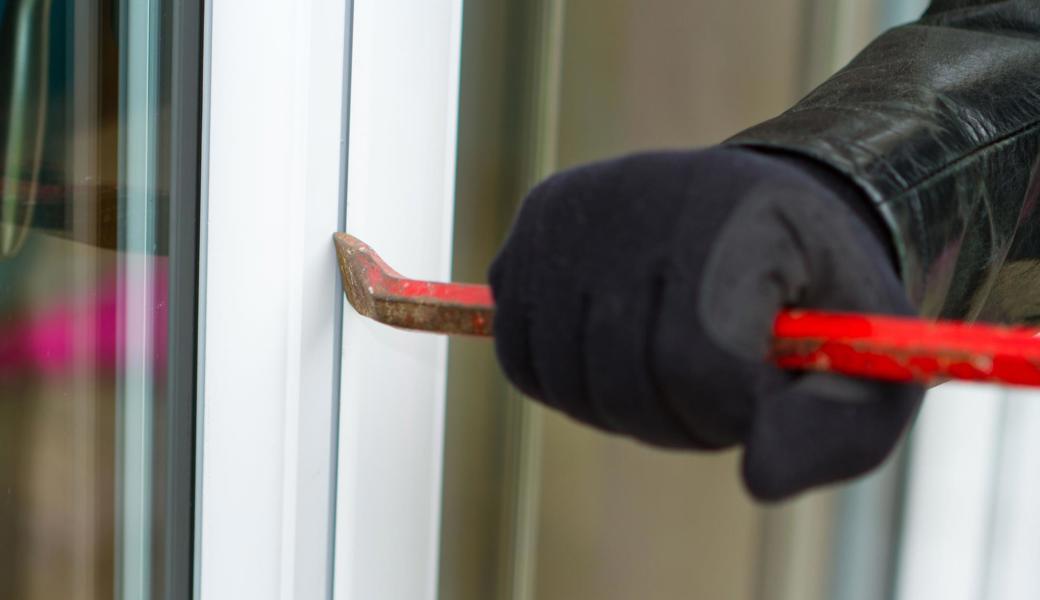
[336,232,1040,387]
[773,310,1040,386]
[334,233,494,336]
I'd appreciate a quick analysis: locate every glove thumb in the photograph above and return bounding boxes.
[741,372,923,501]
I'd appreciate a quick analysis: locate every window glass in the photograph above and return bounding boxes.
[0,0,199,597]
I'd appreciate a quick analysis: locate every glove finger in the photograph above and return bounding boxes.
[653,272,759,448]
[494,197,599,423]
[488,179,555,402]
[582,277,701,446]
[741,372,923,501]
[489,278,543,401]
[493,153,694,430]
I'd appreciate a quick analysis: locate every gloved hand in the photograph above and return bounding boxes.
[489,147,924,501]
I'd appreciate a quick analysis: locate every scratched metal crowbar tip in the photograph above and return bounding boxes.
[335,232,1040,388]
[334,232,494,336]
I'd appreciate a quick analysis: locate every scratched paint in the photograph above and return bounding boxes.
[335,233,494,336]
[773,310,1040,386]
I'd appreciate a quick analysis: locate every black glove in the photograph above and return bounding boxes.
[489,147,924,501]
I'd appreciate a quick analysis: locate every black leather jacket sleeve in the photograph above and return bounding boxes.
[726,1,1040,323]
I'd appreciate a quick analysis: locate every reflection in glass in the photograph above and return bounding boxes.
[0,0,198,597]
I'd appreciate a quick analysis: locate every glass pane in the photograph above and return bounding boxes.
[0,0,200,598]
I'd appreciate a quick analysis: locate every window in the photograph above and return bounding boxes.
[0,0,201,597]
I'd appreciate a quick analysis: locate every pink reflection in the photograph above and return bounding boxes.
[0,259,169,377]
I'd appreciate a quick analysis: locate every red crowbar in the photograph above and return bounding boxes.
[335,232,1040,387]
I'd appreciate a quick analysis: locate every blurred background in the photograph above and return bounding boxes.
[440,1,1040,599]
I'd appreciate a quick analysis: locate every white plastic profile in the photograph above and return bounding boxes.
[196,0,351,598]
[897,383,1040,599]
[332,1,463,599]
[895,383,1005,600]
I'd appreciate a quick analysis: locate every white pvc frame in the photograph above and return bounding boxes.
[196,1,462,598]
[896,383,1040,599]
[333,1,463,598]
[196,0,351,598]
[895,383,1005,600]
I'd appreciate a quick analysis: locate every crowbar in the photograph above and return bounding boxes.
[335,232,1040,387]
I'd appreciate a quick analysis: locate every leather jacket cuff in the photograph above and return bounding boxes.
[724,5,1040,323]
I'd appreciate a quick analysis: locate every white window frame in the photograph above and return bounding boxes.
[194,1,463,599]
[195,0,350,598]
[896,382,1040,600]
[332,1,463,598]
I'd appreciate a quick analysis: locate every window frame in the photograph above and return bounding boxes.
[331,1,463,598]
[194,0,351,597]
[196,1,465,598]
